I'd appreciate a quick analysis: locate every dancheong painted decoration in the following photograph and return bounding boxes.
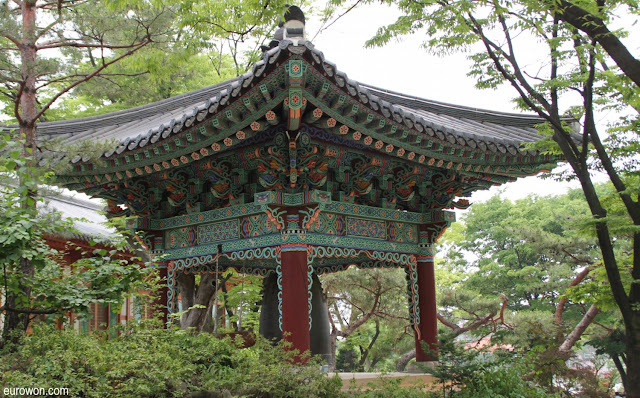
[17,7,568,362]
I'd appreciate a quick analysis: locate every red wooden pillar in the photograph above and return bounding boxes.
[415,253,438,361]
[280,243,310,361]
[415,223,449,362]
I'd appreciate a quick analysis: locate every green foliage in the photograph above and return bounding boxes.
[46,52,239,121]
[357,7,640,390]
[589,330,626,359]
[429,334,610,397]
[429,338,552,398]
[1,135,148,335]
[438,190,605,327]
[336,343,360,372]
[0,324,344,398]
[0,0,289,122]
[358,0,639,180]
[218,268,263,332]
[434,189,625,393]
[322,266,412,371]
[346,377,430,398]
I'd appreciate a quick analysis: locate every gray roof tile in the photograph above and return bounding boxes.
[0,41,567,160]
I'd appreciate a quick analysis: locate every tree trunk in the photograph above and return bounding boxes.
[1,0,39,349]
[213,304,224,334]
[178,273,217,332]
[357,320,380,370]
[626,313,640,398]
[328,329,337,371]
[554,267,591,326]
[202,303,214,333]
[552,128,639,398]
[396,348,416,372]
[626,232,640,398]
[612,354,628,394]
[177,273,195,327]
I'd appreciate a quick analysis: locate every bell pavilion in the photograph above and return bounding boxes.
[22,8,562,362]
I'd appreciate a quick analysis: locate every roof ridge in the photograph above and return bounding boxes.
[360,83,540,121]
[44,194,104,212]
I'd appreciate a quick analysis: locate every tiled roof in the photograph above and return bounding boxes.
[27,78,239,145]
[1,40,565,161]
[41,193,116,242]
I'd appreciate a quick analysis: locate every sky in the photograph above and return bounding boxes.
[304,4,588,203]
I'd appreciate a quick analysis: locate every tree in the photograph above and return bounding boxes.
[544,0,640,88]
[40,52,240,121]
[396,192,608,372]
[176,268,262,334]
[0,0,178,347]
[359,0,640,394]
[0,0,286,344]
[444,192,622,332]
[0,135,147,346]
[321,266,411,371]
[421,190,624,393]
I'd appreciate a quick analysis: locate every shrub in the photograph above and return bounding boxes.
[0,323,343,398]
[426,338,556,398]
[345,377,431,398]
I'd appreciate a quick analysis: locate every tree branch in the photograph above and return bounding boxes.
[37,0,90,10]
[34,14,62,41]
[552,0,640,88]
[555,266,591,324]
[0,32,21,47]
[558,304,600,352]
[562,248,594,265]
[311,0,363,41]
[32,40,150,123]
[13,80,24,124]
[36,71,148,91]
[468,12,584,164]
[358,319,380,369]
[437,311,496,337]
[37,40,151,51]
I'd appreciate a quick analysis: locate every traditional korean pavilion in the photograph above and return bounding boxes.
[16,8,563,362]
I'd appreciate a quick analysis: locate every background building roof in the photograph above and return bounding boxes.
[41,192,115,242]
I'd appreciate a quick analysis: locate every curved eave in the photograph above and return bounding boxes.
[29,40,564,188]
